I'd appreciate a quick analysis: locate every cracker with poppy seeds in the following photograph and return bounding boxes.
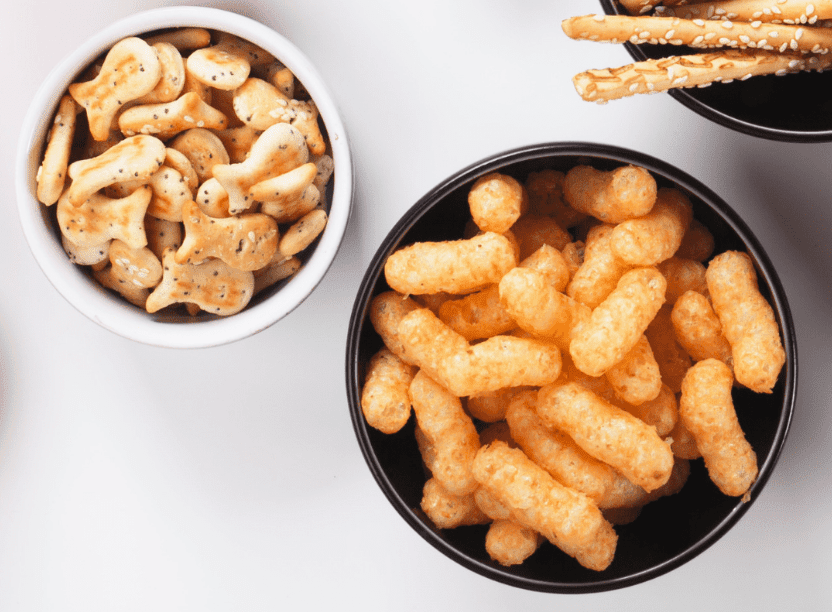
[169,127,230,184]
[57,184,152,249]
[186,43,251,90]
[133,42,185,105]
[118,91,229,140]
[37,95,81,206]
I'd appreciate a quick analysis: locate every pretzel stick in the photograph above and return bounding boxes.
[656,0,832,23]
[562,14,832,53]
[571,49,832,103]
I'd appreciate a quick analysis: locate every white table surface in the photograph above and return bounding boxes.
[2,1,831,610]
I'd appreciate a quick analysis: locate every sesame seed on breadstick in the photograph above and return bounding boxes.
[562,14,832,54]
[571,49,832,103]
[657,0,832,25]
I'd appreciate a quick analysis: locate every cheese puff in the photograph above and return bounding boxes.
[645,305,692,394]
[474,487,513,521]
[610,188,693,266]
[420,478,489,529]
[479,421,516,448]
[563,164,657,224]
[468,172,526,234]
[561,241,585,279]
[570,267,667,377]
[657,256,709,304]
[525,169,587,228]
[675,218,715,262]
[605,334,662,406]
[505,389,643,509]
[680,359,757,496]
[618,383,678,438]
[498,267,591,351]
[520,244,570,292]
[510,214,572,260]
[384,231,517,295]
[467,387,530,423]
[668,412,702,460]
[472,441,617,571]
[410,371,481,496]
[438,285,516,341]
[537,382,674,493]
[398,309,562,397]
[671,290,734,365]
[706,251,785,393]
[361,348,417,434]
[603,506,642,526]
[412,292,455,314]
[567,224,632,309]
[369,291,421,363]
[485,519,543,566]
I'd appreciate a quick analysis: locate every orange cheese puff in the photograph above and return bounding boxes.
[468,172,526,234]
[610,188,693,267]
[667,412,702,460]
[680,359,758,496]
[603,506,642,526]
[478,421,517,448]
[420,478,489,529]
[410,371,481,495]
[570,267,667,377]
[537,382,674,493]
[467,387,529,423]
[472,442,617,571]
[525,169,587,228]
[511,214,572,260]
[567,224,632,309]
[499,267,591,351]
[675,218,715,262]
[361,348,417,434]
[604,334,662,406]
[398,309,562,397]
[520,244,570,292]
[384,231,517,295]
[438,285,516,341]
[671,290,733,365]
[618,383,678,438]
[506,389,642,509]
[485,519,543,566]
[706,251,785,393]
[645,305,692,394]
[657,256,708,305]
[561,241,585,279]
[563,164,657,224]
[369,291,421,363]
[412,291,455,314]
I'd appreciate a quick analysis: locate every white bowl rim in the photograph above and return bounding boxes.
[15,5,354,349]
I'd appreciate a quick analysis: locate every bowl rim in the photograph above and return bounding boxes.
[345,141,797,593]
[15,5,354,349]
[598,0,832,143]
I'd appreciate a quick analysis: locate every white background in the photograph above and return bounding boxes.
[2,1,832,610]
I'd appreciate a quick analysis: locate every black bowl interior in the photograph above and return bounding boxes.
[346,142,796,593]
[599,0,832,142]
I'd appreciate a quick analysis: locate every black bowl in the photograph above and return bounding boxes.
[600,0,832,142]
[345,142,797,592]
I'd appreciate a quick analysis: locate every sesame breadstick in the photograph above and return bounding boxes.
[562,14,832,54]
[572,49,832,103]
[657,0,832,25]
[619,0,665,15]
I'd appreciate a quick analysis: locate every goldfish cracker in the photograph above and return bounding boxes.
[384,232,517,296]
[675,218,715,262]
[420,478,489,529]
[706,251,785,393]
[570,267,667,377]
[361,348,417,434]
[567,224,632,309]
[398,309,562,397]
[671,290,734,365]
[409,371,480,496]
[525,168,587,228]
[437,285,516,341]
[680,359,758,496]
[610,188,693,266]
[368,291,421,363]
[467,172,526,234]
[506,389,642,508]
[563,164,657,224]
[537,382,674,493]
[510,214,572,260]
[604,334,662,406]
[657,256,709,305]
[499,266,591,351]
[485,520,543,566]
[472,441,617,571]
[645,305,692,394]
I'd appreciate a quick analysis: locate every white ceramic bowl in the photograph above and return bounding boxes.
[15,6,353,348]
